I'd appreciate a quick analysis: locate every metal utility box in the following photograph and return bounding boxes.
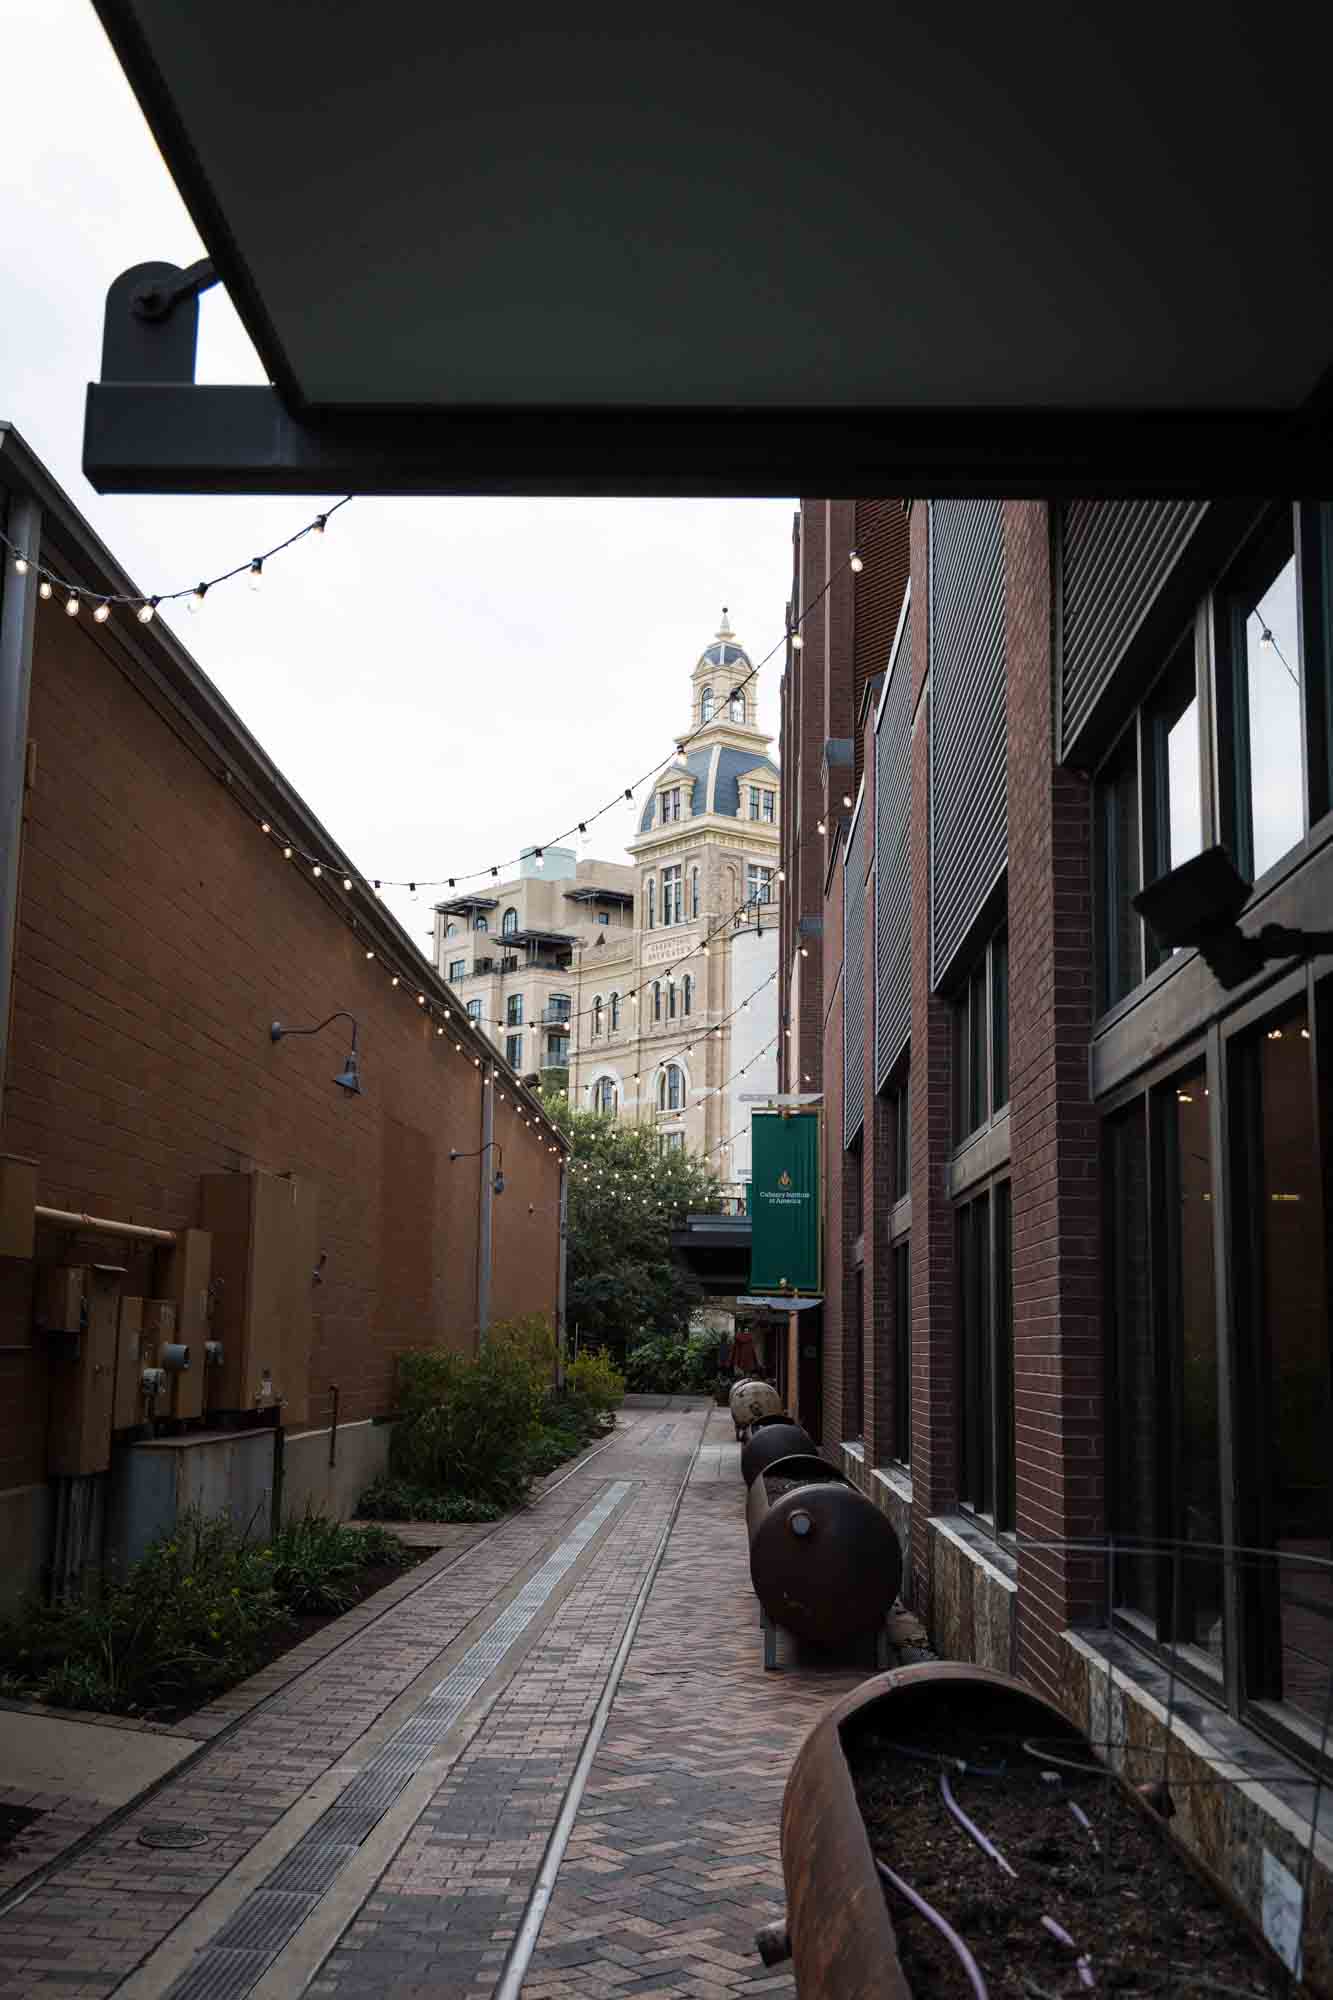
[0,1154,37,1261]
[115,1296,146,1429]
[198,1170,317,1426]
[47,1265,123,1476]
[37,1264,88,1335]
[162,1228,211,1419]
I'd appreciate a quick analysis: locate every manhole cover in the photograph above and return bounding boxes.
[137,1822,210,1850]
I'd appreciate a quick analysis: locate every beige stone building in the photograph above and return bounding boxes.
[432,852,637,1083]
[568,613,780,1194]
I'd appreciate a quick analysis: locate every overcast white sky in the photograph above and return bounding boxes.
[2,0,794,954]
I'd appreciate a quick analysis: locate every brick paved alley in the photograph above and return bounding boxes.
[0,1405,869,2000]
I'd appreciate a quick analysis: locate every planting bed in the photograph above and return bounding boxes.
[845,1691,1290,2000]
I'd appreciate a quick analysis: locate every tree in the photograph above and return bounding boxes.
[538,1093,723,1361]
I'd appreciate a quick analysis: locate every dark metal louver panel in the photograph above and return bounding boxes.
[930,500,1006,988]
[874,605,912,1087]
[1060,499,1206,755]
[843,808,866,1148]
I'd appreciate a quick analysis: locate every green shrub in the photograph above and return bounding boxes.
[0,1505,413,1719]
[267,1508,411,1614]
[567,1347,625,1413]
[355,1477,503,1524]
[624,1327,722,1395]
[392,1341,543,1503]
[489,1312,558,1394]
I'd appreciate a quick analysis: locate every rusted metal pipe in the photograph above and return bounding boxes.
[35,1205,177,1246]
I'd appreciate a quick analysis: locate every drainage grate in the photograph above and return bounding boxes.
[166,1481,631,2000]
[137,1823,211,1850]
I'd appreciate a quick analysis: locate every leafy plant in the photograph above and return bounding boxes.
[566,1348,626,1413]
[267,1508,410,1614]
[355,1477,503,1524]
[625,1326,724,1395]
[536,1089,722,1360]
[392,1339,546,1503]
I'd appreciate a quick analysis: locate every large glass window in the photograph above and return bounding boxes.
[505,1033,523,1069]
[957,1183,1013,1531]
[609,992,620,1032]
[700,686,714,722]
[593,1076,618,1114]
[506,994,523,1026]
[747,864,775,905]
[502,908,518,936]
[1096,726,1143,1012]
[1107,1059,1224,1674]
[591,995,603,1036]
[448,958,466,983]
[893,1240,911,1466]
[661,865,683,925]
[953,928,1008,1145]
[1221,517,1305,882]
[659,1063,685,1111]
[682,975,693,1016]
[1232,996,1331,1734]
[547,1034,569,1065]
[466,998,482,1022]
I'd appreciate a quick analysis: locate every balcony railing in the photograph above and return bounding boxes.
[541,1005,572,1025]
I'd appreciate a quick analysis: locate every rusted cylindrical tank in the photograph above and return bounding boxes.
[729,1377,782,1428]
[779,1666,1095,2000]
[748,1470,902,1645]
[749,1412,795,1432]
[744,1453,845,1544]
[740,1421,816,1487]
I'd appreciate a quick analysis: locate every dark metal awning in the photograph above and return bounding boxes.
[565,888,634,905]
[85,2,1331,495]
[736,1295,823,1313]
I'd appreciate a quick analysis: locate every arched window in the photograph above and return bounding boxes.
[653,980,662,1022]
[609,992,621,1031]
[683,974,693,1016]
[474,915,488,932]
[446,922,457,937]
[729,689,745,722]
[502,908,518,935]
[593,1076,618,1115]
[691,866,700,918]
[646,877,655,930]
[592,995,603,1037]
[700,686,714,722]
[668,980,677,1019]
[658,1063,685,1111]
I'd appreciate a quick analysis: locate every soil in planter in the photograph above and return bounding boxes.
[847,1698,1293,2000]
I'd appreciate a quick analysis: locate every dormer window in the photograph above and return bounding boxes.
[700,686,714,722]
[661,784,683,822]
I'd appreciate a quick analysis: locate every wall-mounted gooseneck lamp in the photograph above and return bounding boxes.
[450,1141,504,1196]
[270,1011,362,1094]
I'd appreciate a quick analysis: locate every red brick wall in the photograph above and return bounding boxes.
[907,501,959,1618]
[0,597,562,1488]
[820,856,848,1446]
[1003,501,1105,1693]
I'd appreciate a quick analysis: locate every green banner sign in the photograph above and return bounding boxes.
[749,1110,822,1296]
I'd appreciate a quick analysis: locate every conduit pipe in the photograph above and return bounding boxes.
[34,1205,177,1246]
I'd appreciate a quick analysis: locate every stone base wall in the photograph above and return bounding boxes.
[838,1445,915,1608]
[1057,1631,1332,1997]
[926,1515,1017,1674]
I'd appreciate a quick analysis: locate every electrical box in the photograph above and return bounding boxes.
[199,1170,318,1427]
[160,1228,211,1420]
[0,1154,37,1261]
[115,1296,146,1429]
[140,1299,177,1347]
[37,1264,88,1335]
[47,1265,122,1476]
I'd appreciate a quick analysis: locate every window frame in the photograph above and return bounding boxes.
[956,1177,1014,1535]
[506,994,523,1027]
[661,863,683,926]
[952,927,1009,1148]
[501,907,518,936]
[466,998,483,1023]
[505,1032,523,1069]
[448,957,467,984]
[609,992,620,1032]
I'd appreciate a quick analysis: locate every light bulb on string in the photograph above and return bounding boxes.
[12,554,28,576]
[849,550,864,572]
[65,593,79,618]
[93,600,112,625]
[343,877,352,891]
[283,844,294,860]
[534,848,545,870]
[188,582,207,614]
[391,975,399,987]
[312,863,322,878]
[365,948,375,960]
[790,631,803,650]
[137,598,158,624]
[249,559,263,591]
[38,580,52,601]
[817,818,826,835]
[842,794,852,809]
[312,514,327,541]
[260,821,271,835]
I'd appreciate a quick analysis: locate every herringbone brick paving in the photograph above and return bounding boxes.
[0,1407,885,1999]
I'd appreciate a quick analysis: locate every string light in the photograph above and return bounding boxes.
[65,593,79,618]
[282,843,294,860]
[817,818,826,835]
[849,550,863,572]
[312,864,322,878]
[0,496,351,630]
[93,602,111,624]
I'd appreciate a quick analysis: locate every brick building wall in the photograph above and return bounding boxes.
[0,471,563,1509]
[1002,499,1105,1693]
